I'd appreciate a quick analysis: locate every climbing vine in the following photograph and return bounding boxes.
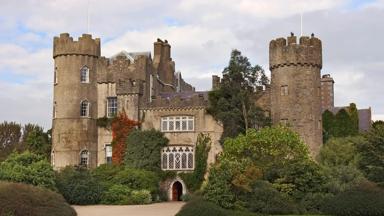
[111,112,139,165]
[179,133,211,192]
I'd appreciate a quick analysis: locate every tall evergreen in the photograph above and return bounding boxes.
[208,49,270,141]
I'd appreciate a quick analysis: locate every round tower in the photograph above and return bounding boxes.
[52,33,101,169]
[269,33,323,156]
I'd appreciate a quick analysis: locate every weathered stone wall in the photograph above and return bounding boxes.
[140,107,223,166]
[320,74,335,112]
[52,34,100,169]
[269,34,323,156]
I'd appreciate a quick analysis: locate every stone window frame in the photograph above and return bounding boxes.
[280,85,288,96]
[161,116,194,132]
[161,146,194,171]
[107,97,118,118]
[104,144,112,164]
[80,149,89,166]
[80,65,90,83]
[80,100,90,117]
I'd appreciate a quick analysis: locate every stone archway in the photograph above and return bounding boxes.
[171,181,183,201]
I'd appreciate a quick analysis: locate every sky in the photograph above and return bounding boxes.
[0,0,383,129]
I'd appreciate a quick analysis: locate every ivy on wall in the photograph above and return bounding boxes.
[179,133,211,192]
[323,103,359,142]
[111,112,139,165]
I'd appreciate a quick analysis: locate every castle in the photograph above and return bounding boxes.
[51,32,370,201]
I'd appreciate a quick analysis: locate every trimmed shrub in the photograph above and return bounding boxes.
[55,166,102,205]
[91,164,123,189]
[246,181,299,215]
[112,168,159,194]
[101,184,132,204]
[321,181,384,216]
[176,197,228,216]
[0,151,55,190]
[130,189,152,204]
[176,196,261,216]
[101,185,151,205]
[0,181,76,216]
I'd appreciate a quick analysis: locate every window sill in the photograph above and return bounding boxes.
[161,130,195,133]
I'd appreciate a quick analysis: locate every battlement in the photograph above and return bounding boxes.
[269,33,322,70]
[53,33,101,58]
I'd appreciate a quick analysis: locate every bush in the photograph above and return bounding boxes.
[55,166,102,205]
[112,168,159,194]
[0,151,55,190]
[130,189,152,204]
[299,192,333,214]
[246,181,299,215]
[91,164,123,189]
[101,185,151,205]
[0,181,76,216]
[176,196,261,216]
[101,184,131,204]
[176,196,228,216]
[321,181,384,216]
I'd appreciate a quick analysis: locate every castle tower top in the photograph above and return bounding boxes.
[53,33,101,58]
[269,33,322,70]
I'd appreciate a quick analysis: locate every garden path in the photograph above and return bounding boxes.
[73,202,185,216]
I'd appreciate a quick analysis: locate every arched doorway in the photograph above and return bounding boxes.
[172,181,183,201]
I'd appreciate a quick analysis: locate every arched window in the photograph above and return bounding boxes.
[80,150,89,166]
[169,153,174,169]
[80,66,89,83]
[162,154,168,169]
[181,153,187,169]
[188,153,193,169]
[80,100,89,117]
[161,146,194,171]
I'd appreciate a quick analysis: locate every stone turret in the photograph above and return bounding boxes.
[269,33,323,156]
[52,33,100,169]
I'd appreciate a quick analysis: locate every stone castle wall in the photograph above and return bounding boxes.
[269,34,323,156]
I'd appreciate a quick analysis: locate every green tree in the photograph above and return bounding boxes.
[319,137,366,194]
[221,126,309,174]
[0,121,22,161]
[124,129,168,172]
[207,50,270,140]
[25,127,51,159]
[0,151,55,190]
[357,124,384,184]
[204,126,316,210]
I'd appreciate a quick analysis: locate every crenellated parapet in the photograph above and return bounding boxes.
[269,34,322,70]
[53,33,100,58]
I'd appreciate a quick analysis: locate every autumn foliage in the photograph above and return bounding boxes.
[111,112,139,165]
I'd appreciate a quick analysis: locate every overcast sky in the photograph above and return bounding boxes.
[0,0,383,129]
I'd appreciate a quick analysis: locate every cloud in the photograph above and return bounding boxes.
[0,0,383,128]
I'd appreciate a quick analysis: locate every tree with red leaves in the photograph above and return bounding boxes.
[111,112,139,165]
